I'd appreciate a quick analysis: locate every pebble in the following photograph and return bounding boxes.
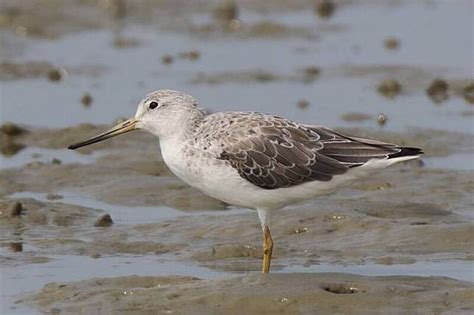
[377,79,402,99]
[315,0,336,19]
[1,141,25,156]
[8,202,23,217]
[161,55,174,65]
[462,82,474,104]
[0,122,26,136]
[426,79,449,103]
[94,214,114,227]
[9,242,23,252]
[47,69,62,82]
[377,113,387,126]
[384,37,400,50]
[297,99,310,109]
[81,93,93,107]
[212,1,238,22]
[303,66,321,83]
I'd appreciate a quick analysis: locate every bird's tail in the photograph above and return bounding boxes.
[388,147,424,159]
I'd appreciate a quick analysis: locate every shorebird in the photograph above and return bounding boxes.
[69,89,423,273]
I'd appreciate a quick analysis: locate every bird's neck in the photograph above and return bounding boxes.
[183,109,206,138]
[160,109,206,143]
[158,111,206,182]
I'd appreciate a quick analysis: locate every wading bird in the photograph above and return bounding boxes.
[69,89,422,273]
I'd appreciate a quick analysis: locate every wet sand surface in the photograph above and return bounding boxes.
[1,0,473,314]
[21,274,474,315]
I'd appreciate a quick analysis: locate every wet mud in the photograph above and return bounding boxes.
[1,124,473,313]
[23,274,474,315]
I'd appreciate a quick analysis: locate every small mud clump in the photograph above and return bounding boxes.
[0,122,26,136]
[0,61,55,81]
[7,202,23,217]
[161,54,174,65]
[9,242,23,252]
[212,1,238,23]
[315,0,336,19]
[81,93,93,107]
[384,37,400,50]
[94,214,114,227]
[47,69,62,82]
[377,79,402,99]
[303,66,321,83]
[297,99,310,109]
[462,82,474,104]
[1,141,25,156]
[426,79,449,103]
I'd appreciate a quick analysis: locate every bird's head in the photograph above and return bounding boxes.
[68,89,204,150]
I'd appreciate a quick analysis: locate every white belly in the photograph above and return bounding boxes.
[160,145,340,210]
[160,139,419,211]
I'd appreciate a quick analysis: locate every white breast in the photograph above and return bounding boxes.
[159,137,261,208]
[159,138,203,188]
[159,137,419,211]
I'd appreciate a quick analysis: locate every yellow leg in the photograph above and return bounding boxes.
[262,225,274,273]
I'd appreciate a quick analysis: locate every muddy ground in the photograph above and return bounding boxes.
[1,0,473,314]
[22,274,474,315]
[2,123,473,314]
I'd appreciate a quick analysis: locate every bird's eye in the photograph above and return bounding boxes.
[149,101,159,109]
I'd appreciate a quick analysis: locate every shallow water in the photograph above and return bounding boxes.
[2,250,472,313]
[9,191,249,224]
[0,147,101,170]
[1,252,229,314]
[282,259,474,282]
[424,152,474,170]
[1,2,472,133]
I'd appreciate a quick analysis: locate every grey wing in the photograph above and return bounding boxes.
[218,124,348,190]
[312,126,422,165]
[218,123,421,190]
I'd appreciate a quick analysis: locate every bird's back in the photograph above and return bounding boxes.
[191,111,422,191]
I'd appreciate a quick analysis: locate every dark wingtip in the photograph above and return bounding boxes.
[389,147,424,159]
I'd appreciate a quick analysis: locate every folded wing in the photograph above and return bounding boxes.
[218,120,421,190]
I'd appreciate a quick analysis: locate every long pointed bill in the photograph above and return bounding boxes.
[68,118,138,150]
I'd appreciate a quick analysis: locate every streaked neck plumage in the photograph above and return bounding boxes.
[160,107,206,143]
